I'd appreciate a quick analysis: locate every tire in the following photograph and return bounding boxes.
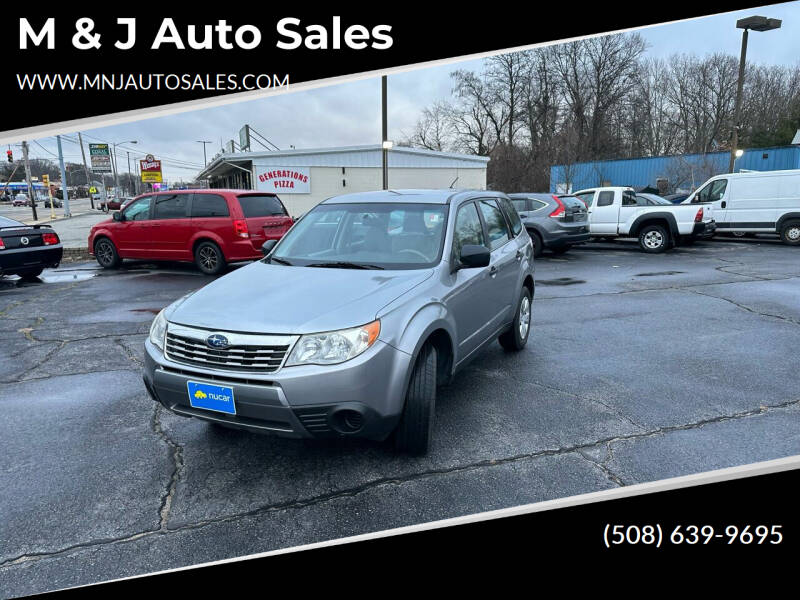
[779,220,800,246]
[394,344,437,455]
[551,246,570,255]
[194,240,226,275]
[499,286,532,351]
[94,238,121,269]
[638,224,670,253]
[19,267,43,280]
[529,230,544,258]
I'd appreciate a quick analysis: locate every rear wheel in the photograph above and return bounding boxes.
[194,241,226,275]
[94,238,121,269]
[638,224,670,253]
[499,286,532,351]
[529,231,543,258]
[394,344,437,455]
[779,220,800,246]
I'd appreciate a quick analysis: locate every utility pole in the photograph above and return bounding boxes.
[197,140,212,165]
[57,136,71,217]
[126,151,132,196]
[21,141,38,221]
[77,132,94,208]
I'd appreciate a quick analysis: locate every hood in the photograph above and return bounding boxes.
[168,261,434,334]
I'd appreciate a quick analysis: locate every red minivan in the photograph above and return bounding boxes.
[88,189,294,274]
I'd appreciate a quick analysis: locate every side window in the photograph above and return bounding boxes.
[153,194,189,219]
[498,197,523,237]
[597,191,614,207]
[623,195,638,206]
[511,199,528,213]
[191,194,230,217]
[478,199,511,250]
[452,202,485,262]
[709,180,728,202]
[123,197,152,221]
[529,199,548,211]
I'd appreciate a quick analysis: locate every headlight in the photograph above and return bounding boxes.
[149,309,167,352]
[286,320,380,366]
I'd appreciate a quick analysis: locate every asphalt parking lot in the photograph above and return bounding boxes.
[2,236,800,595]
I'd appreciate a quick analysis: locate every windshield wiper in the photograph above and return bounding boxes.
[268,257,293,266]
[305,261,384,270]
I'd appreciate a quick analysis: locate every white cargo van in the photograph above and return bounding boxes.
[682,170,800,245]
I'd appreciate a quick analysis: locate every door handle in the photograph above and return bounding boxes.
[721,201,726,209]
[489,265,498,279]
[516,249,523,261]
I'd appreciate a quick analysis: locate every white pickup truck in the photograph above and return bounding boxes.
[572,187,715,253]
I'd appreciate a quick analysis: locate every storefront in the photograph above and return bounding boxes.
[197,144,489,216]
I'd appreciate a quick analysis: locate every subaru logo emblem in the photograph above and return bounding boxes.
[20,237,29,246]
[206,334,230,349]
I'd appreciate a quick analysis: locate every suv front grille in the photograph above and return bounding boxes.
[165,324,295,373]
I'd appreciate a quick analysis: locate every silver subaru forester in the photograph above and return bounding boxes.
[143,189,534,454]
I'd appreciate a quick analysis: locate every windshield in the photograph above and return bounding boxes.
[270,202,448,269]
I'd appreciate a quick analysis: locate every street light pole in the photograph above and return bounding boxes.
[381,75,388,190]
[729,15,782,173]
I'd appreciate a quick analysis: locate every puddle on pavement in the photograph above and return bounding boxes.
[635,271,685,277]
[537,277,586,286]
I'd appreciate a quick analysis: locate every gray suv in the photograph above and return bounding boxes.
[509,193,590,257]
[143,189,534,455]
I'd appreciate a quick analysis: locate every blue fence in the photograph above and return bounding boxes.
[550,146,800,193]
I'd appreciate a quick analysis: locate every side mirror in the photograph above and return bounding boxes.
[261,239,277,256]
[112,211,123,222]
[458,244,491,269]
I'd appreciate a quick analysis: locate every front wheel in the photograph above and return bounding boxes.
[194,241,226,275]
[638,224,670,253]
[394,344,437,455]
[529,231,543,258]
[779,220,800,246]
[499,286,532,351]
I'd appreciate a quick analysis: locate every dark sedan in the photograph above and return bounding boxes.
[509,193,590,257]
[0,216,62,279]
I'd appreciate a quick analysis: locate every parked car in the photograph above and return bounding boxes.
[665,193,690,204]
[636,193,714,242]
[508,193,589,257]
[99,197,133,212]
[681,169,800,245]
[88,189,294,274]
[0,215,62,279]
[44,198,63,208]
[142,189,535,454]
[572,186,715,252]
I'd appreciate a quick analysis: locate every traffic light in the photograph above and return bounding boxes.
[6,150,12,163]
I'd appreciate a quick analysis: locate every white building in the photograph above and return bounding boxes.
[197,144,490,216]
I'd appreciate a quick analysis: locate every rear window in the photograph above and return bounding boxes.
[560,196,586,210]
[236,194,287,217]
[191,194,229,217]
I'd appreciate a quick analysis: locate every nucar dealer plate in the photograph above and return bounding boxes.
[187,381,236,415]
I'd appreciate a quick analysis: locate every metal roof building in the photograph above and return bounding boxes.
[550,145,800,194]
[197,144,490,216]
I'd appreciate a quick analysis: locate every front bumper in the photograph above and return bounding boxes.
[143,336,412,441]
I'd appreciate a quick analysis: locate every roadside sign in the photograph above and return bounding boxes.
[89,143,112,173]
[140,156,162,183]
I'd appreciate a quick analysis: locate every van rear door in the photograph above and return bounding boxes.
[235,194,294,249]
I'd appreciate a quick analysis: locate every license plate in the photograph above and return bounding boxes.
[187,381,236,415]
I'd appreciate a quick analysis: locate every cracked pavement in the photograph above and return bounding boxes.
[1,237,800,596]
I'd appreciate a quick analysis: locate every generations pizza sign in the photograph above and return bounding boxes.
[140,155,163,183]
[254,166,310,194]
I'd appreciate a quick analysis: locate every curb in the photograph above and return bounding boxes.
[62,247,92,263]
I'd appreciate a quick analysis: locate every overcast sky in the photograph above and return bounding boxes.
[27,2,800,182]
